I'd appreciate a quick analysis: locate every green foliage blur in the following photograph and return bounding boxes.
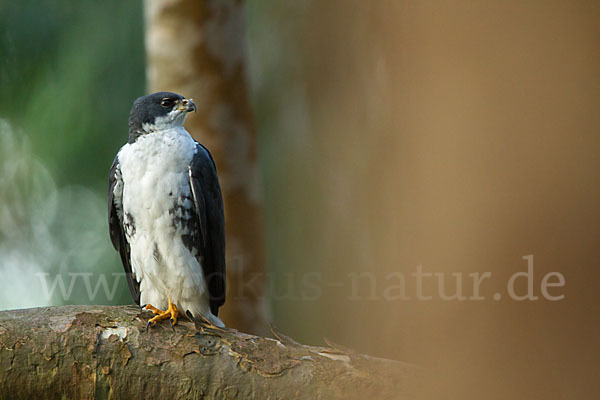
[0,0,145,308]
[0,0,145,186]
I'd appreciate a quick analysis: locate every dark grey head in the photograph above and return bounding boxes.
[128,92,196,143]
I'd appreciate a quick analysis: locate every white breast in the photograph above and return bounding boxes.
[116,127,210,316]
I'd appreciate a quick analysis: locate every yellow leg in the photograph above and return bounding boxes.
[144,296,179,331]
[143,304,164,315]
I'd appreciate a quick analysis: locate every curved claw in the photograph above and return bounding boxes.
[144,296,179,331]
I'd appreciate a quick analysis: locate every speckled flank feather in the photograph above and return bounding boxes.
[114,125,224,327]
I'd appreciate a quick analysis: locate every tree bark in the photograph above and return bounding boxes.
[144,0,269,335]
[0,306,421,399]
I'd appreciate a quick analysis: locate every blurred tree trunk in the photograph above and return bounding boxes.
[144,0,269,335]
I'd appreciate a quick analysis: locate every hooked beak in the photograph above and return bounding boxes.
[176,98,196,113]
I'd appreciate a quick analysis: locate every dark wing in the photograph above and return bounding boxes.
[189,143,226,316]
[108,155,140,305]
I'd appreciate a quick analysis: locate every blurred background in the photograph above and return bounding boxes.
[1,0,599,398]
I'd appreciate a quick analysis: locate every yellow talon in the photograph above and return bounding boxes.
[144,296,179,330]
[143,304,164,315]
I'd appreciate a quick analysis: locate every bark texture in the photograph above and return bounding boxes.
[0,306,421,399]
[144,0,269,335]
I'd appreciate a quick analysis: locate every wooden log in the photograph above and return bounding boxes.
[0,306,421,399]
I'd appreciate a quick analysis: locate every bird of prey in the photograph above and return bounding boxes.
[108,92,226,329]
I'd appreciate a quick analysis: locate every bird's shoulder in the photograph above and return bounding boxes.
[190,141,217,170]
